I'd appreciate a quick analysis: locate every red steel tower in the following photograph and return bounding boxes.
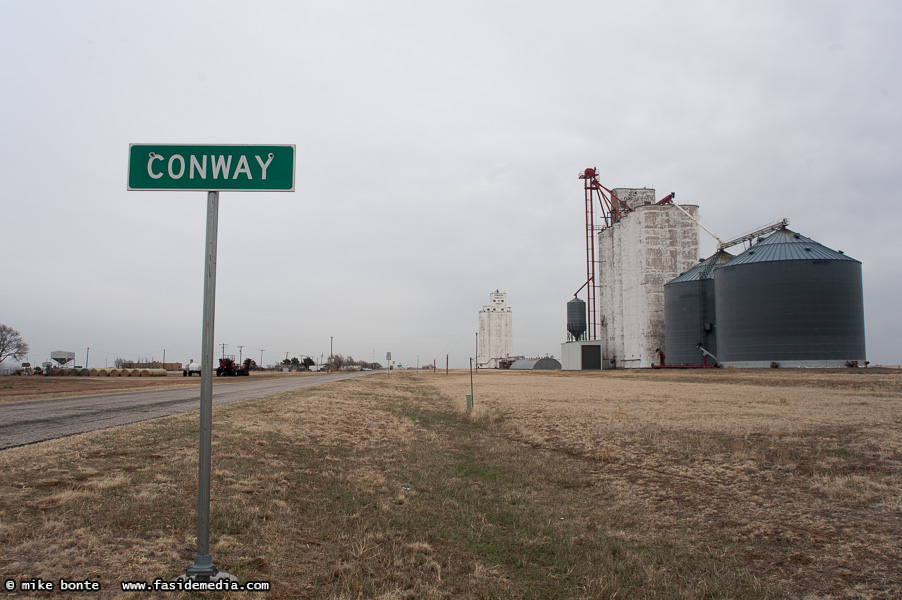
[575,168,631,341]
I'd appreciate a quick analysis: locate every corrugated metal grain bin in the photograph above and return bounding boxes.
[713,228,866,367]
[664,251,732,365]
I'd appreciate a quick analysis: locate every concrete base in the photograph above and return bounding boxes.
[561,341,605,371]
[721,359,867,369]
[176,571,238,582]
[177,553,238,585]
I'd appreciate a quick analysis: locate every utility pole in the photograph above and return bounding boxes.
[237,345,244,364]
[86,347,90,369]
[259,349,265,368]
[220,343,227,359]
[330,336,333,372]
[475,332,478,373]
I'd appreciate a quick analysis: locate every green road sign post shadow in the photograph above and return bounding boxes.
[128,144,295,191]
[128,143,295,582]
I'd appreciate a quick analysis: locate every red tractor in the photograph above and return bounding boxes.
[216,356,251,376]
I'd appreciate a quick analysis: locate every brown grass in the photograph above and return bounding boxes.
[434,368,902,598]
[0,368,899,599]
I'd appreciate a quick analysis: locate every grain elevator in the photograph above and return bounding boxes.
[478,290,513,369]
[562,169,698,369]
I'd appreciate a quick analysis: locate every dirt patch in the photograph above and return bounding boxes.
[0,371,312,403]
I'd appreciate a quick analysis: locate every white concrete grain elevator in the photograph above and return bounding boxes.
[478,290,513,369]
[599,188,699,367]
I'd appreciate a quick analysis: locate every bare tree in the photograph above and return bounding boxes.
[329,354,346,371]
[0,324,30,365]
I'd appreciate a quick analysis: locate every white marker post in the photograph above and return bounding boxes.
[128,144,295,581]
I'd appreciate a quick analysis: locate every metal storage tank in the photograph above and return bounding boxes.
[664,250,732,365]
[713,228,866,367]
[567,297,587,341]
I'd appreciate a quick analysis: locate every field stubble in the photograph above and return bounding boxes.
[435,368,902,598]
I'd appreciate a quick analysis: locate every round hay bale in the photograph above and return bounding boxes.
[108,368,119,376]
[89,368,99,377]
[139,369,151,377]
[119,369,130,377]
[79,368,90,376]
[67,369,79,376]
[97,369,109,376]
[50,368,62,376]
[152,369,167,377]
[129,369,140,377]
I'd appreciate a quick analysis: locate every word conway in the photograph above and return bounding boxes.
[127,144,295,191]
[146,152,274,181]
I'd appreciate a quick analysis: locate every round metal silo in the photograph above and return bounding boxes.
[714,228,866,367]
[664,251,732,365]
[567,297,587,341]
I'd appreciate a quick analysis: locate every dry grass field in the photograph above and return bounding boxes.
[433,368,902,598]
[0,368,899,599]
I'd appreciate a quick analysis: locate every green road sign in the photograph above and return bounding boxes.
[128,144,295,191]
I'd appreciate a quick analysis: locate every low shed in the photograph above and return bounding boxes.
[509,357,562,370]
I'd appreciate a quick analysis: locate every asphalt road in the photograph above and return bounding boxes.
[0,372,374,450]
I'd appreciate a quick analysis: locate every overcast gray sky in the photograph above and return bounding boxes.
[2,0,900,369]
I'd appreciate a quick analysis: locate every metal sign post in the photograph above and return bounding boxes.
[184,190,222,580]
[128,144,294,583]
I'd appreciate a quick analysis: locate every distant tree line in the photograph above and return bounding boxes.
[329,354,382,371]
[279,354,382,371]
[281,356,316,370]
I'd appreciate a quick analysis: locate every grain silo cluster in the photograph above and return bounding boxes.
[668,228,866,368]
[563,168,866,369]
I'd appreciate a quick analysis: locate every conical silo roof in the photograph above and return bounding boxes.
[667,250,733,284]
[724,228,858,266]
